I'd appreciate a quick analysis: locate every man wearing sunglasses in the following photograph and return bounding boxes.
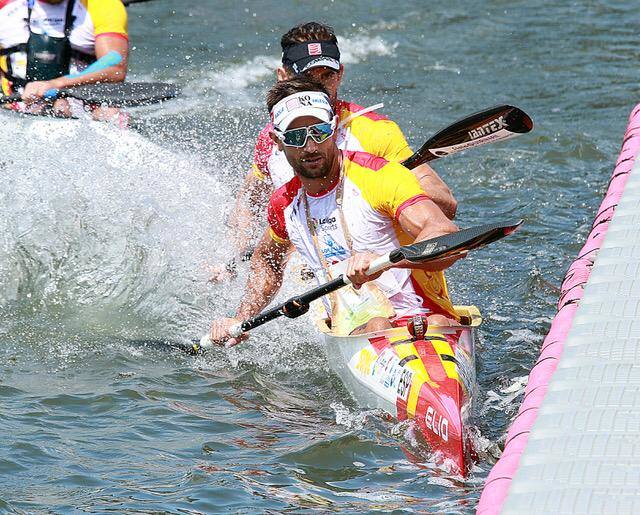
[209,78,462,347]
[216,22,456,281]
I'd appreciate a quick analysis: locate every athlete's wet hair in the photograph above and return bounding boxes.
[280,22,338,49]
[266,76,330,113]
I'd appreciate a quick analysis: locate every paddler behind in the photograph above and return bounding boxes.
[210,77,464,347]
[214,21,456,281]
[0,0,128,121]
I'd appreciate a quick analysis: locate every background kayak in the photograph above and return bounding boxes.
[0,1,634,512]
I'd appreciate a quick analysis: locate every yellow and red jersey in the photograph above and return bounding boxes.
[267,150,457,319]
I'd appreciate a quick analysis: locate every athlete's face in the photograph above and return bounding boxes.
[278,65,344,105]
[274,115,339,180]
[304,66,343,104]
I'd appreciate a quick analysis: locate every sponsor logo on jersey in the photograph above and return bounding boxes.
[321,234,348,261]
[312,215,337,229]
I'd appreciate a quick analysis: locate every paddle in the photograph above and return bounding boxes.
[0,81,181,107]
[223,105,532,276]
[193,219,522,353]
[402,105,533,169]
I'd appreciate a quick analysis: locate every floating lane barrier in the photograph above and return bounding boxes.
[478,103,640,514]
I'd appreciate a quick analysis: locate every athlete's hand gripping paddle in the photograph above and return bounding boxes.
[195,220,523,353]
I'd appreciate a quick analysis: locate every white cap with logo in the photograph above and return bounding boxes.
[270,91,334,132]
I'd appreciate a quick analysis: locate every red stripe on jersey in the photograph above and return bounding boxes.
[96,32,129,41]
[344,150,388,171]
[395,194,429,221]
[253,123,275,178]
[267,176,302,241]
[336,99,389,122]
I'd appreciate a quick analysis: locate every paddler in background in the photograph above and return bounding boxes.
[214,21,457,281]
[0,0,128,122]
[210,77,463,347]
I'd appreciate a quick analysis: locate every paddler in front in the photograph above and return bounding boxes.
[0,0,128,122]
[210,77,464,347]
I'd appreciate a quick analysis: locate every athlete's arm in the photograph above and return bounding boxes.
[371,118,457,219]
[411,163,457,219]
[228,169,272,255]
[209,229,291,346]
[22,36,128,104]
[208,169,272,283]
[346,198,461,288]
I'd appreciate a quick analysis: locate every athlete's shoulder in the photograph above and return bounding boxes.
[85,0,128,36]
[253,122,276,176]
[336,99,389,122]
[255,123,274,148]
[267,176,302,241]
[269,176,302,210]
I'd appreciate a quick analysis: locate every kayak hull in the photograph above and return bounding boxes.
[318,306,481,475]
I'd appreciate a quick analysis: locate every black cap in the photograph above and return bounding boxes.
[282,40,340,75]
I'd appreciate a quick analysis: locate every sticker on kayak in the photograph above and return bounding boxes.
[350,347,413,402]
[428,128,517,157]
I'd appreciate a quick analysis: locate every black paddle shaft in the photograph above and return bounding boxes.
[240,275,346,332]
[238,219,523,333]
[0,82,181,107]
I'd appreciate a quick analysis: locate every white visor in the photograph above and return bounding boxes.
[271,91,334,132]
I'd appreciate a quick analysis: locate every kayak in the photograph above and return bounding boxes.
[317,305,481,475]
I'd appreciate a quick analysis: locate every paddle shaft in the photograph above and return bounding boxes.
[234,252,395,334]
[0,81,180,107]
[225,220,522,339]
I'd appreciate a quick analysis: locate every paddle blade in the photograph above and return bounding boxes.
[402,105,533,169]
[390,220,523,263]
[60,82,181,107]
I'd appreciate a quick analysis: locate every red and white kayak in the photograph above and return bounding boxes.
[318,305,481,475]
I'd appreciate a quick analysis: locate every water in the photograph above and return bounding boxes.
[0,1,634,512]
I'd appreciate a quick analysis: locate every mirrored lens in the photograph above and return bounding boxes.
[308,123,334,143]
[281,122,335,147]
[282,127,308,147]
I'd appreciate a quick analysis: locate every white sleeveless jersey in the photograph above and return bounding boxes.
[267,150,457,318]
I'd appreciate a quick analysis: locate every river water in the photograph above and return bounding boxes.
[1,1,636,512]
